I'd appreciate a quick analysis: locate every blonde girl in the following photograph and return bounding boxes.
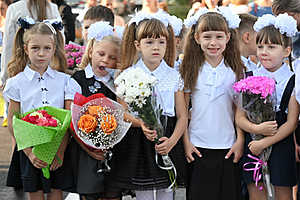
[66,21,122,200]
[106,13,188,200]
[181,7,244,200]
[4,18,72,200]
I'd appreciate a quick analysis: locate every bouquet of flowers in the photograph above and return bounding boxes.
[13,106,71,179]
[233,76,276,197]
[114,67,177,189]
[71,93,131,172]
[64,43,85,71]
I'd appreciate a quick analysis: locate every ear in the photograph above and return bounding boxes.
[134,40,141,51]
[88,47,93,60]
[284,46,292,58]
[242,32,250,44]
[194,32,200,44]
[24,44,28,55]
[226,32,231,44]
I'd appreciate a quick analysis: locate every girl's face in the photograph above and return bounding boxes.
[82,19,98,42]
[257,43,291,72]
[0,1,8,17]
[195,31,230,62]
[24,34,55,73]
[89,40,119,77]
[204,0,219,9]
[134,36,167,69]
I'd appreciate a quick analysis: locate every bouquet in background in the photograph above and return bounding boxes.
[233,76,276,197]
[71,93,131,172]
[13,106,71,179]
[114,67,177,189]
[64,43,85,70]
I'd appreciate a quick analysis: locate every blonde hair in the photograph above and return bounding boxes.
[8,23,67,77]
[79,35,121,69]
[180,12,244,91]
[121,18,175,70]
[28,0,49,21]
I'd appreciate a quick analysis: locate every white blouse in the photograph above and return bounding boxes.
[241,56,258,72]
[66,64,115,100]
[130,58,184,117]
[253,63,294,111]
[0,0,62,85]
[3,66,71,113]
[188,59,237,149]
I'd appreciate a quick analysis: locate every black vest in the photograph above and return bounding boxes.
[72,70,116,101]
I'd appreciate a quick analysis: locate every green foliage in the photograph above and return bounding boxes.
[168,0,190,19]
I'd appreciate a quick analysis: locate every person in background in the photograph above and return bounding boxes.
[248,0,273,17]
[51,0,76,44]
[229,0,249,14]
[100,0,125,27]
[77,0,99,23]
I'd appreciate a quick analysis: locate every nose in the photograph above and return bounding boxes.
[103,55,109,63]
[38,49,45,56]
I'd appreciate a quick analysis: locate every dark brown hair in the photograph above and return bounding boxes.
[180,12,243,91]
[84,5,115,26]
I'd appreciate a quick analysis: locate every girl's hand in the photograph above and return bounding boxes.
[50,153,64,171]
[155,137,175,155]
[87,149,106,161]
[225,138,244,163]
[141,123,157,141]
[256,121,278,136]
[183,140,202,163]
[248,140,267,156]
[27,152,48,169]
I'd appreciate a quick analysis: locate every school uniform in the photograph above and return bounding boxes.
[105,58,187,192]
[66,64,116,198]
[241,63,297,187]
[241,56,258,72]
[3,66,73,193]
[187,59,242,200]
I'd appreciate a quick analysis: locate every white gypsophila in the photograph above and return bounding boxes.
[128,11,169,27]
[253,14,276,33]
[274,13,298,37]
[168,15,183,36]
[184,7,209,28]
[87,21,114,41]
[217,6,241,29]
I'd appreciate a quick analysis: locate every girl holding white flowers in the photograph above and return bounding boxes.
[236,14,300,200]
[180,7,244,200]
[107,13,188,200]
[66,21,122,200]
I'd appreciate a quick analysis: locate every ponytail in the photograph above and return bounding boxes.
[121,24,138,70]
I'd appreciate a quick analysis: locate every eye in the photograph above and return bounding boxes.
[159,40,165,44]
[217,35,224,39]
[84,25,90,30]
[110,56,117,60]
[257,45,263,49]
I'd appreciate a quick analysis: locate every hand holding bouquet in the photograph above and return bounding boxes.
[233,76,276,197]
[114,67,177,189]
[13,106,71,178]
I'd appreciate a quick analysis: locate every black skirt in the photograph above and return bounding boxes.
[105,116,187,191]
[6,145,73,193]
[187,147,242,200]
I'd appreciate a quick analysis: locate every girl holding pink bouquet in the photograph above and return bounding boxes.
[236,14,300,200]
[180,7,244,200]
[4,17,73,200]
[66,21,122,200]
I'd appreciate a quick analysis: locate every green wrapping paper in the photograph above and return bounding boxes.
[13,106,71,178]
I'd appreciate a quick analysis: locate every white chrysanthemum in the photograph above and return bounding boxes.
[217,6,241,29]
[87,21,114,41]
[274,13,298,37]
[253,14,276,33]
[168,15,183,36]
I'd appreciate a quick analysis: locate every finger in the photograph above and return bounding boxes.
[193,147,202,158]
[158,137,168,142]
[225,149,233,159]
[186,153,194,163]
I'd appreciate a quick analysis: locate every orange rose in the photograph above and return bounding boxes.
[88,105,104,116]
[100,114,117,135]
[78,114,97,134]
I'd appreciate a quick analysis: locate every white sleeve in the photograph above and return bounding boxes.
[295,62,300,104]
[65,77,82,100]
[3,78,20,102]
[0,5,16,85]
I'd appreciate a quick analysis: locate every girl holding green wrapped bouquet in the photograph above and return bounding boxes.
[236,14,300,200]
[4,18,73,200]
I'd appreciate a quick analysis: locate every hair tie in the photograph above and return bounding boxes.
[87,21,114,41]
[17,16,35,29]
[168,15,183,37]
[128,11,169,27]
[253,13,298,37]
[43,18,64,35]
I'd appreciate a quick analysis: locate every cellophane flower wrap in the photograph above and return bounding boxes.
[13,106,71,179]
[71,93,131,150]
[64,43,85,70]
[114,67,177,189]
[233,76,276,197]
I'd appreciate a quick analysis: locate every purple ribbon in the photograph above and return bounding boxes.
[243,154,267,190]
